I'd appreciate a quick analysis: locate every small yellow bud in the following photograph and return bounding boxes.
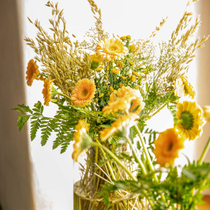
[120,36,126,40]
[126,35,131,40]
[96,67,103,71]
[129,61,134,66]
[128,74,132,78]
[129,44,136,52]
[111,68,119,74]
[106,66,110,71]
[131,75,136,82]
[132,71,139,77]
[117,61,123,69]
[105,82,108,85]
[99,93,104,98]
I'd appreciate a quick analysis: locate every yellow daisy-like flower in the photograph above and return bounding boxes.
[153,128,185,166]
[174,78,185,98]
[181,76,196,99]
[126,35,131,40]
[100,113,139,141]
[71,79,96,107]
[120,36,126,40]
[26,59,40,86]
[103,86,144,115]
[42,78,57,106]
[112,68,119,74]
[175,101,206,140]
[117,61,124,69]
[203,105,210,122]
[96,38,128,62]
[72,120,91,162]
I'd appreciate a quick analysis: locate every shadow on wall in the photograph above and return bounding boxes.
[0,0,35,210]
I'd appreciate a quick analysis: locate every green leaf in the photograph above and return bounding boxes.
[17,115,30,132]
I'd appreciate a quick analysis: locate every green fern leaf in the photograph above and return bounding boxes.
[30,118,41,140]
[17,115,30,132]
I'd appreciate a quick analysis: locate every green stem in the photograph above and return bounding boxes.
[198,136,210,165]
[95,138,116,181]
[57,92,71,101]
[91,142,137,181]
[126,136,147,175]
[134,124,158,182]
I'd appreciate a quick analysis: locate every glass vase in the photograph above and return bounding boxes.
[73,144,148,210]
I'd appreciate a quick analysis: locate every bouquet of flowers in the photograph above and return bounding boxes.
[14,0,210,209]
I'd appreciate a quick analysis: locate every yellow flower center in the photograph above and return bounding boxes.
[180,111,194,130]
[109,44,118,52]
[82,89,88,97]
[168,141,174,151]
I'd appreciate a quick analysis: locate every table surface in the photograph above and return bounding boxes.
[197,196,210,210]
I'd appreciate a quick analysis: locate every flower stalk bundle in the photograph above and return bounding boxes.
[14,0,210,209]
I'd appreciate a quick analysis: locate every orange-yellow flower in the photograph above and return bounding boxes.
[131,75,136,82]
[42,78,56,106]
[26,59,40,86]
[100,113,139,141]
[103,86,144,115]
[175,101,206,140]
[96,38,128,62]
[153,128,184,166]
[72,120,91,162]
[71,79,96,107]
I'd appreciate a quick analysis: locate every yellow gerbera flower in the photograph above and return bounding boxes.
[103,86,145,115]
[153,128,184,166]
[175,101,206,140]
[71,79,96,107]
[181,76,196,99]
[203,105,210,122]
[72,120,91,162]
[100,113,139,141]
[96,38,128,62]
[42,78,57,106]
[26,59,40,86]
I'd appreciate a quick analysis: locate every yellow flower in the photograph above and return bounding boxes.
[181,76,196,99]
[103,86,144,115]
[106,66,110,71]
[128,74,132,78]
[96,38,128,62]
[112,68,119,74]
[71,79,96,107]
[42,78,57,106]
[100,113,139,141]
[175,101,206,140]
[105,82,108,85]
[108,86,114,92]
[126,35,131,40]
[26,59,40,86]
[99,93,104,98]
[129,44,136,52]
[131,75,136,82]
[129,61,134,66]
[153,128,184,166]
[203,105,210,122]
[117,61,124,69]
[72,120,92,162]
[120,36,126,40]
[174,78,185,98]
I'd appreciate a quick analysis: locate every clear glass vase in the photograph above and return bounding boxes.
[73,145,148,210]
